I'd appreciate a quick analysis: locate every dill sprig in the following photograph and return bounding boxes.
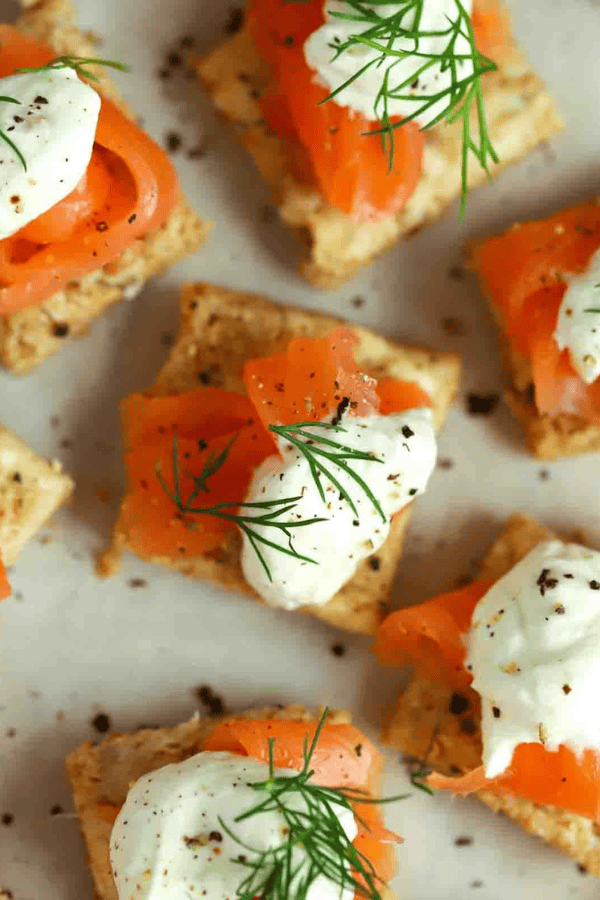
[157,419,386,580]
[218,709,405,900]
[17,55,130,82]
[155,434,327,582]
[0,95,27,170]
[323,0,499,219]
[270,421,387,522]
[407,721,440,794]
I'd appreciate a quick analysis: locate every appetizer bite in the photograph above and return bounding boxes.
[0,424,73,567]
[198,0,562,288]
[374,513,600,875]
[472,200,600,459]
[67,705,399,900]
[100,283,461,635]
[0,0,209,373]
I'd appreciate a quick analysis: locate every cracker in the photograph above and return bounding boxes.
[0,0,210,373]
[66,705,354,900]
[382,512,600,876]
[197,8,564,289]
[0,426,74,565]
[100,283,461,636]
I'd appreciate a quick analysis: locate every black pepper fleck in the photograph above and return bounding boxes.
[331,643,346,657]
[492,706,501,718]
[449,693,470,715]
[224,7,244,34]
[466,393,500,416]
[91,713,111,733]
[368,556,381,571]
[52,322,70,338]
[50,804,64,816]
[2,813,14,826]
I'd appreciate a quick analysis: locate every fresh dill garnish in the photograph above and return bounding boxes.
[156,420,386,580]
[155,434,326,582]
[410,766,434,794]
[0,95,27,170]
[17,55,130,82]
[218,708,404,900]
[2,56,130,172]
[407,721,439,794]
[321,0,499,218]
[270,421,387,522]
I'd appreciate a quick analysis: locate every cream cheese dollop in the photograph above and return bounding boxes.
[304,0,474,127]
[0,67,100,240]
[241,409,436,610]
[466,540,600,779]
[110,750,357,900]
[554,247,600,384]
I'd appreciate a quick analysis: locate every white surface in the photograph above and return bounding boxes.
[1,1,600,899]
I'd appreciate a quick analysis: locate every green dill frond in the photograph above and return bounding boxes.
[321,0,499,218]
[17,55,130,82]
[218,709,405,900]
[156,417,386,581]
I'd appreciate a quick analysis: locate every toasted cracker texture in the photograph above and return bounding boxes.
[66,705,354,900]
[0,0,209,373]
[383,512,600,876]
[0,426,74,565]
[198,5,563,289]
[100,283,461,636]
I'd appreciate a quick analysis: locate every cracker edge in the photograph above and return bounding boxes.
[0,0,210,373]
[197,9,564,289]
[0,425,74,565]
[382,512,600,876]
[99,282,462,637]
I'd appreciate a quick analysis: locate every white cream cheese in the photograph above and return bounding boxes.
[0,68,100,240]
[554,247,600,384]
[466,540,600,779]
[241,409,436,610]
[304,0,474,127]
[110,750,357,900]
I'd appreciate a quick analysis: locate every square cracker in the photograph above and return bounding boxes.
[474,256,600,460]
[0,0,210,374]
[66,705,359,900]
[100,282,461,636]
[197,4,564,289]
[382,512,600,876]
[0,426,74,565]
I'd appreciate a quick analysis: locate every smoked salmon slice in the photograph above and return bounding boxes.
[121,330,432,560]
[248,0,506,221]
[0,559,10,600]
[373,580,492,691]
[473,202,600,424]
[0,25,179,314]
[207,717,398,885]
[376,575,600,819]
